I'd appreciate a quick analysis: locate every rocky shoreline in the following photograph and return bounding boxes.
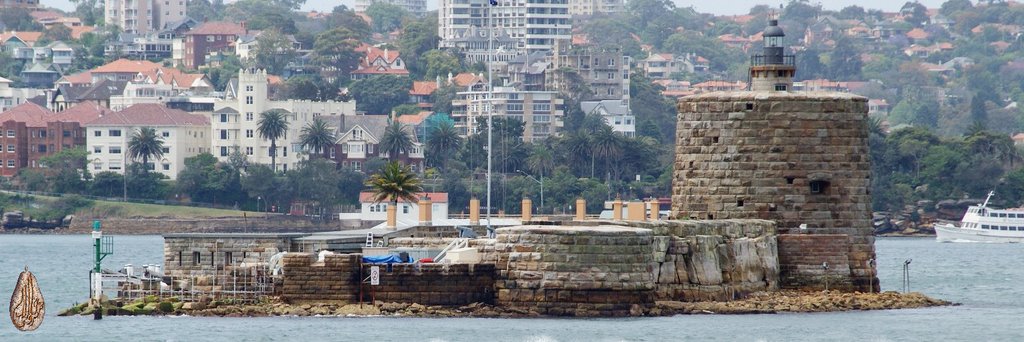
[59,291,952,318]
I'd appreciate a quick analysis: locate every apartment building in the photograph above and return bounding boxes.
[354,0,427,16]
[211,68,356,172]
[85,103,210,179]
[439,0,570,54]
[0,102,108,177]
[105,0,186,34]
[451,86,563,142]
[182,21,246,69]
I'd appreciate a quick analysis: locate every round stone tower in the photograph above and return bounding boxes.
[671,19,877,291]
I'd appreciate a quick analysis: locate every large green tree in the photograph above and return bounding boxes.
[350,75,413,114]
[313,27,363,86]
[251,29,297,75]
[365,3,409,33]
[425,120,462,168]
[176,153,245,206]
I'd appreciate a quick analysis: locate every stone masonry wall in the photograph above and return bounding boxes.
[494,225,655,317]
[280,253,362,303]
[163,235,296,282]
[366,263,496,305]
[777,234,855,291]
[672,91,876,291]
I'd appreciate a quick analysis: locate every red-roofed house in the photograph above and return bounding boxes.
[409,80,439,105]
[0,101,107,177]
[183,21,247,69]
[1013,133,1024,146]
[62,59,211,93]
[351,45,409,80]
[85,103,210,179]
[905,28,930,43]
[356,191,449,223]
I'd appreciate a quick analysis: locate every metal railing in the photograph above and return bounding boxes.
[750,54,796,66]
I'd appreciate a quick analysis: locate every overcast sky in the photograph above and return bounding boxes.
[41,0,950,17]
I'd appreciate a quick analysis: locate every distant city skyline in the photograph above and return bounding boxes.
[42,0,951,15]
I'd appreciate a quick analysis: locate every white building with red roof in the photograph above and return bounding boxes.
[350,192,449,224]
[351,45,409,80]
[85,103,210,179]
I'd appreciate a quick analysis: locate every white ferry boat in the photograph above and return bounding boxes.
[936,191,1024,243]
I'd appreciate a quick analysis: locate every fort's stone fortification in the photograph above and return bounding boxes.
[672,92,876,291]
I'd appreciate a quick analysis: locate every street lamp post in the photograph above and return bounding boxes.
[516,169,543,213]
[257,196,262,213]
[486,0,497,234]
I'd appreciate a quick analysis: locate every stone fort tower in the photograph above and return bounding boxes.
[672,20,877,291]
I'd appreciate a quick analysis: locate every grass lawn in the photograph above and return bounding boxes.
[1,191,258,219]
[84,200,256,219]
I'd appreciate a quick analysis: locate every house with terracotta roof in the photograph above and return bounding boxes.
[61,59,211,94]
[447,72,487,91]
[50,79,128,112]
[905,28,930,44]
[0,31,44,61]
[351,45,410,80]
[0,101,108,177]
[409,80,439,108]
[85,103,210,179]
[352,192,449,225]
[640,53,695,80]
[183,21,247,69]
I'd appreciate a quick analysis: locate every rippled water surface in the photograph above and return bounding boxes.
[1,235,1022,341]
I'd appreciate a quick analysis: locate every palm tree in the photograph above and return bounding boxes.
[258,109,290,171]
[366,161,423,228]
[379,121,413,160]
[592,126,623,180]
[299,117,336,158]
[561,131,591,176]
[127,127,165,170]
[426,120,462,168]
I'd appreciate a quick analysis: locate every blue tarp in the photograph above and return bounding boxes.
[362,254,405,264]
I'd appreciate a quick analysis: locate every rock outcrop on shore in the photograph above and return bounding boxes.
[59,291,951,318]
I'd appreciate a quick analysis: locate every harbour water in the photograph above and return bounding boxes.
[1,235,1022,341]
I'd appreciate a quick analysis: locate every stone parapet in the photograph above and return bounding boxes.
[365,263,496,305]
[494,225,655,316]
[280,253,361,303]
[71,216,339,234]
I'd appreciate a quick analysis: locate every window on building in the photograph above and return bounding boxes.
[93,130,100,137]
[246,147,253,155]
[161,147,170,153]
[330,148,336,159]
[220,146,228,156]
[109,146,121,154]
[6,130,13,137]
[220,114,228,122]
[225,252,233,265]
[245,85,253,92]
[39,130,46,138]
[246,129,253,138]
[193,251,202,265]
[245,96,253,105]
[37,145,46,153]
[162,163,170,171]
[109,129,122,137]
[774,84,788,91]
[220,130,228,140]
[402,205,409,214]
[63,130,71,137]
[7,145,14,153]
[93,162,101,170]
[7,160,14,168]
[809,180,829,194]
[246,112,253,121]
[283,147,287,157]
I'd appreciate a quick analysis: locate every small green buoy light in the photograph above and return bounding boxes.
[91,220,112,320]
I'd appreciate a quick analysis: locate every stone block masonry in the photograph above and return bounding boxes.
[70,216,339,234]
[493,225,656,317]
[672,91,877,292]
[777,234,854,291]
[367,263,496,305]
[280,253,362,303]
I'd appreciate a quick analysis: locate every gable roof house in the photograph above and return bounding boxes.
[351,45,410,80]
[85,103,211,179]
[329,114,424,172]
[183,21,247,69]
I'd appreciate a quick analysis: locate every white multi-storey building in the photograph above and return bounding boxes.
[354,0,427,16]
[581,100,634,137]
[105,0,186,34]
[451,86,563,142]
[212,68,356,172]
[85,103,210,180]
[439,0,570,54]
[567,0,623,16]
[0,76,45,112]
